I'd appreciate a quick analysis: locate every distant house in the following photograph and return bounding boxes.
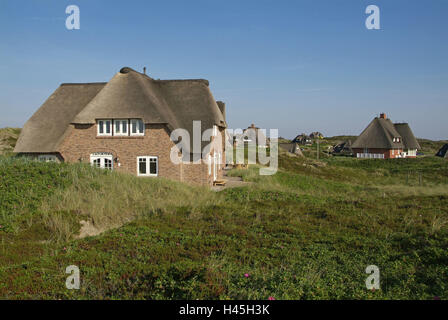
[279,143,304,156]
[332,140,353,156]
[292,133,312,145]
[14,67,227,186]
[234,124,268,147]
[352,113,420,159]
[436,144,448,158]
[309,131,324,139]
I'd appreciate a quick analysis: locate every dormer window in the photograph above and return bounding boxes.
[131,119,144,136]
[97,119,144,137]
[97,120,112,136]
[393,137,401,143]
[114,119,129,136]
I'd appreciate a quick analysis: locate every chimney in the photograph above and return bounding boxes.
[251,123,255,128]
[380,113,387,119]
[143,67,147,75]
[216,101,226,119]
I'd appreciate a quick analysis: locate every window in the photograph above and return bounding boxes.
[97,119,144,137]
[131,119,145,136]
[98,120,112,136]
[137,156,158,176]
[38,155,57,162]
[114,119,128,136]
[90,153,113,170]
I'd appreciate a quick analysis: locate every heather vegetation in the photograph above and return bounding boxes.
[0,140,447,299]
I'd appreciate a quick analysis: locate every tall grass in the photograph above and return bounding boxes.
[1,157,221,241]
[41,165,222,240]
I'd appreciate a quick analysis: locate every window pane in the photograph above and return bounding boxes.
[104,159,112,169]
[123,121,128,133]
[132,120,137,134]
[115,121,120,133]
[106,121,111,134]
[138,120,144,133]
[150,158,157,175]
[99,121,104,134]
[139,158,147,174]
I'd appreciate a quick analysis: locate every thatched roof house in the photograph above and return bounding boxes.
[14,67,227,186]
[292,133,312,145]
[15,67,226,154]
[234,124,268,147]
[309,131,324,139]
[352,113,420,159]
[279,143,304,156]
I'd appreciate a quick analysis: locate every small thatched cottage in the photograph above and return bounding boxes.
[14,67,227,186]
[309,131,324,139]
[352,113,420,159]
[292,133,312,145]
[233,124,268,147]
[278,143,304,156]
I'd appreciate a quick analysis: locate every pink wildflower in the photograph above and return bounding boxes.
[268,296,275,300]
[244,273,250,278]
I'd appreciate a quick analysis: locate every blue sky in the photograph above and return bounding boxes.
[0,0,447,140]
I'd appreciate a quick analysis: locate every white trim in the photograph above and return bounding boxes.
[97,119,112,136]
[113,119,129,136]
[208,154,212,175]
[213,152,217,181]
[356,153,384,159]
[90,153,113,170]
[38,155,57,162]
[137,156,158,177]
[130,119,145,136]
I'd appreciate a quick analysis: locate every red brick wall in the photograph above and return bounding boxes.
[57,123,222,186]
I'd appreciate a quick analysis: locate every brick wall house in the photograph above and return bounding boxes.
[14,67,227,187]
[352,113,420,159]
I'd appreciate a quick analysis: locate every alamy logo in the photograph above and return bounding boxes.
[66,265,80,289]
[169,121,279,176]
[365,5,380,30]
[365,265,380,290]
[66,5,80,30]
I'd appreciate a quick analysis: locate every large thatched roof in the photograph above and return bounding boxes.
[352,116,420,150]
[15,67,226,153]
[14,83,106,153]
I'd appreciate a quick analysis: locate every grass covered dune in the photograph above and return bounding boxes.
[0,155,447,299]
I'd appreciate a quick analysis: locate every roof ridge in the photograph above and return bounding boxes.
[376,118,395,148]
[60,82,107,86]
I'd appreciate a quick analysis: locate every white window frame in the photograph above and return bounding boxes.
[130,119,145,136]
[137,156,158,177]
[90,153,114,170]
[97,119,112,136]
[114,119,129,136]
[38,155,57,162]
[208,154,212,175]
